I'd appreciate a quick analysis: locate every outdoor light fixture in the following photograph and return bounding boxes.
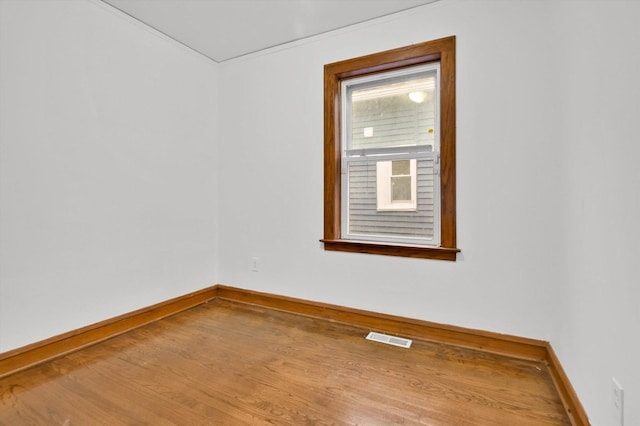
[409,91,426,103]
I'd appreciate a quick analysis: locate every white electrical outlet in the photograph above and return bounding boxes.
[251,257,260,272]
[612,377,624,426]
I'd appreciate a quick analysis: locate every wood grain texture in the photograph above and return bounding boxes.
[438,36,457,249]
[216,286,548,361]
[323,61,342,240]
[0,299,572,425]
[218,286,588,425]
[0,286,217,380]
[0,284,589,425]
[321,239,460,260]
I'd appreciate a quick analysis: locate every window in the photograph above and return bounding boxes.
[322,36,459,260]
[342,64,439,245]
[376,159,417,211]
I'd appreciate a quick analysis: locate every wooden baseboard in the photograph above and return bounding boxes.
[0,286,217,379]
[0,283,589,425]
[545,343,590,426]
[216,285,549,361]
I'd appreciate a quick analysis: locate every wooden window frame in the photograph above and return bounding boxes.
[322,36,459,261]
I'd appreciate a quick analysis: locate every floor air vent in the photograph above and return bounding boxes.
[366,332,412,348]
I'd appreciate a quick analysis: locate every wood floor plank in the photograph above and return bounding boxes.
[0,299,571,425]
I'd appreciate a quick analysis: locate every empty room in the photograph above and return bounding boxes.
[0,0,638,424]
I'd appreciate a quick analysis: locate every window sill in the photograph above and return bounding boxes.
[320,239,460,261]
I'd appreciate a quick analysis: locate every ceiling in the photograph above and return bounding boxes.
[101,0,438,63]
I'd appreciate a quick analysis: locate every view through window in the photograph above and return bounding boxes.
[342,64,440,245]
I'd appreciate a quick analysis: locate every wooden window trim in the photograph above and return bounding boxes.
[322,36,459,261]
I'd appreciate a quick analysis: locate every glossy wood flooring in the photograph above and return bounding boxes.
[0,299,571,425]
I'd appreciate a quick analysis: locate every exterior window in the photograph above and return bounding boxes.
[322,36,459,260]
[376,159,417,211]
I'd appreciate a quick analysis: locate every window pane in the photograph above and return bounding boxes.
[347,159,434,241]
[349,73,436,151]
[391,176,411,201]
[392,160,410,176]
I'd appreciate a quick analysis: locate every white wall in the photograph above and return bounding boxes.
[218,0,563,345]
[0,0,219,352]
[218,1,562,348]
[218,1,640,424]
[552,2,640,425]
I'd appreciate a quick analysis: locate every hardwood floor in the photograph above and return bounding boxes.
[0,299,571,425]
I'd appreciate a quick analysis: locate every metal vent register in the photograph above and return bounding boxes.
[366,332,412,348]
